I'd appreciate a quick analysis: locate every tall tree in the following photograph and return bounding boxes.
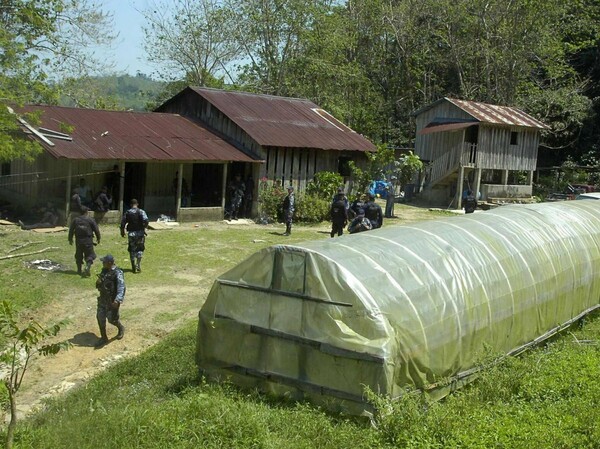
[140,0,240,87]
[226,0,333,96]
[0,0,114,160]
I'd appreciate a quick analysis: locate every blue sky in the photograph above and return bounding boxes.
[98,0,155,76]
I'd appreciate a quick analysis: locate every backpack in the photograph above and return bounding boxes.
[74,217,91,238]
[331,199,346,220]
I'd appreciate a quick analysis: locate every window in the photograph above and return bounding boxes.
[510,131,519,145]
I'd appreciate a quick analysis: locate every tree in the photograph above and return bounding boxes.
[225,0,333,95]
[0,0,114,161]
[0,301,70,449]
[141,0,241,87]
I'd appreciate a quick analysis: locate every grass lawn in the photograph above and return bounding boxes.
[1,204,599,448]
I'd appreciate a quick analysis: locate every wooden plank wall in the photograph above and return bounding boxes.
[259,147,343,192]
[477,126,538,171]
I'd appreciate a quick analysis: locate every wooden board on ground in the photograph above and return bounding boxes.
[0,219,16,225]
[31,227,68,233]
[148,221,179,230]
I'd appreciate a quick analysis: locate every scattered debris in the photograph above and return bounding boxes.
[24,259,64,271]
[8,241,42,253]
[0,247,59,261]
[252,239,266,243]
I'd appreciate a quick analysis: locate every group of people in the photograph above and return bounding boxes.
[329,188,384,237]
[227,174,254,220]
[67,198,149,348]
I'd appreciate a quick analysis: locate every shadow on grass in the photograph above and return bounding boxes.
[70,331,100,348]
[53,269,84,276]
[268,231,290,237]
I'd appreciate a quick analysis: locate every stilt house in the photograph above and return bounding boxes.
[413,98,548,208]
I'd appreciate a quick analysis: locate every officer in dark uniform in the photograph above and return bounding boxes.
[120,199,149,273]
[463,190,478,214]
[95,254,125,347]
[227,174,245,220]
[364,193,384,229]
[330,190,348,237]
[68,206,101,277]
[282,185,295,236]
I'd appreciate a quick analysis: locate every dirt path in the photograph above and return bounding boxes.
[17,280,209,419]
[13,205,442,419]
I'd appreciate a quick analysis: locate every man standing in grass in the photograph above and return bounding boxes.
[68,206,101,277]
[95,254,126,347]
[120,199,149,273]
[282,185,295,236]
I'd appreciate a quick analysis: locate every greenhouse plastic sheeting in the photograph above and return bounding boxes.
[196,200,600,412]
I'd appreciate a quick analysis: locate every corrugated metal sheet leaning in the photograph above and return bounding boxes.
[196,200,600,413]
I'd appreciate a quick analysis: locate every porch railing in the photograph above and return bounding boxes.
[427,143,478,187]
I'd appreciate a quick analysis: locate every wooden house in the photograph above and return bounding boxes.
[413,98,548,208]
[1,87,375,222]
[154,87,376,195]
[1,105,261,222]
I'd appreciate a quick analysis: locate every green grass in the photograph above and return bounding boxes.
[2,207,600,448]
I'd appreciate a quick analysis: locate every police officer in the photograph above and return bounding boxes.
[227,174,245,220]
[68,206,101,277]
[282,185,295,236]
[120,199,149,273]
[463,190,478,214]
[95,254,125,347]
[364,193,384,229]
[330,190,348,237]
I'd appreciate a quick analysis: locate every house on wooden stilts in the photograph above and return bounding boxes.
[413,98,548,209]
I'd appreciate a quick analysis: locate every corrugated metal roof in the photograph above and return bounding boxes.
[17,105,260,162]
[446,98,549,129]
[412,98,549,130]
[187,87,377,152]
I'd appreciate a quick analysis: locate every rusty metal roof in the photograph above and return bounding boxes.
[186,87,376,152]
[413,98,549,129]
[17,105,260,162]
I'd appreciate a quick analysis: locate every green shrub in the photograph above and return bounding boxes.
[257,178,286,223]
[294,194,330,223]
[258,178,332,223]
[306,171,344,200]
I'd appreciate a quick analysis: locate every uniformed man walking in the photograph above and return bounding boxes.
[282,185,295,236]
[120,199,149,273]
[95,254,125,347]
[330,190,348,237]
[68,206,100,277]
[364,193,384,229]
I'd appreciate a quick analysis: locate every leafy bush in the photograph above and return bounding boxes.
[258,178,331,223]
[306,171,344,201]
[294,194,330,223]
[257,178,286,223]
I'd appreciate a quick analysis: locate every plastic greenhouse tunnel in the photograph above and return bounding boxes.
[196,200,600,414]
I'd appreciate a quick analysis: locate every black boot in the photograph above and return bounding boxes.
[95,327,109,347]
[116,322,125,340]
[136,258,141,273]
[131,259,137,273]
[84,261,92,277]
[76,263,82,275]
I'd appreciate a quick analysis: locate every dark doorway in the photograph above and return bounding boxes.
[464,125,479,144]
[123,162,146,209]
[192,163,223,206]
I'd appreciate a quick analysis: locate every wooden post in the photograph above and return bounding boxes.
[527,170,534,186]
[118,161,125,215]
[65,161,72,219]
[221,163,228,215]
[456,165,465,210]
[502,169,509,186]
[473,168,483,201]
[176,162,183,221]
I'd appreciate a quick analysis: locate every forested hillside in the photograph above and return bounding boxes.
[58,73,165,111]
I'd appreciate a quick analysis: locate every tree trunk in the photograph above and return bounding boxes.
[5,391,16,449]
